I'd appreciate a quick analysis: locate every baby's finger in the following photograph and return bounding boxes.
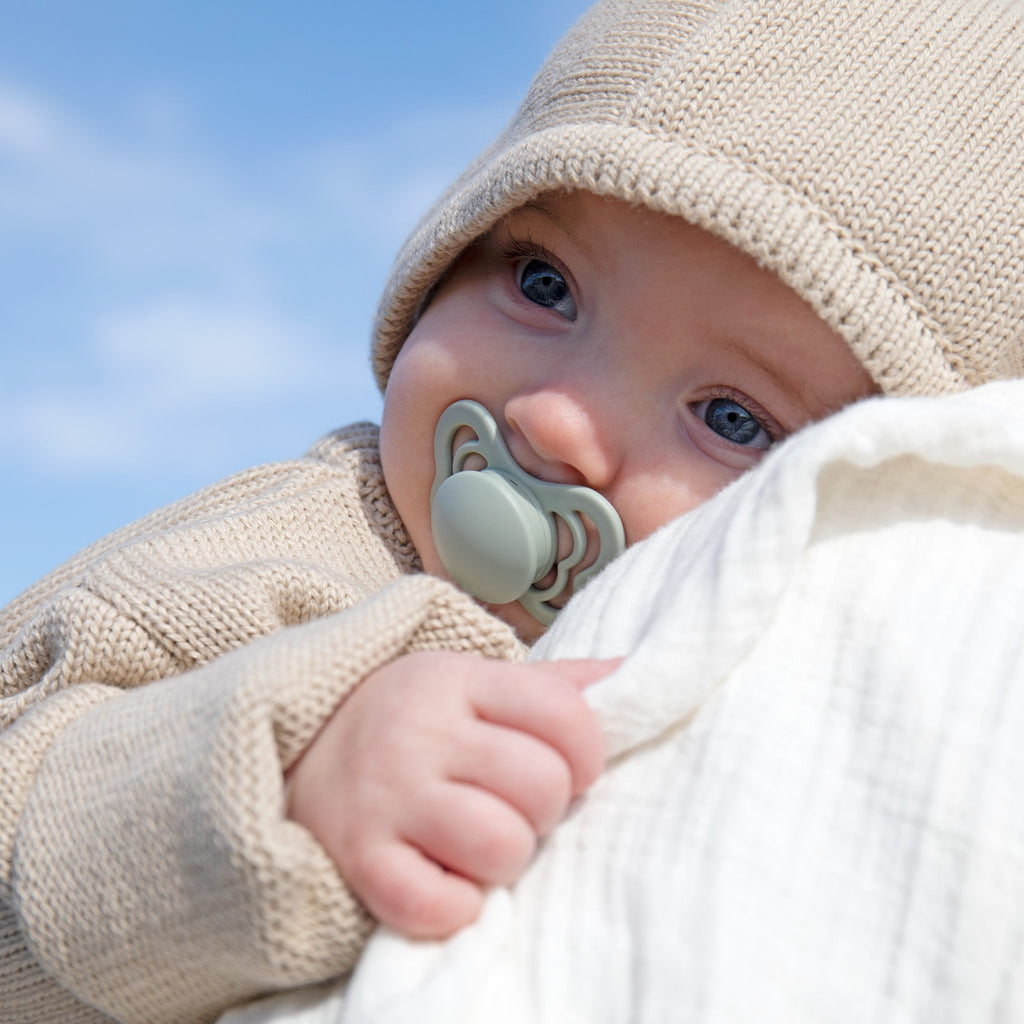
[405,782,537,886]
[352,839,484,939]
[451,722,574,836]
[470,664,606,794]
[539,656,624,691]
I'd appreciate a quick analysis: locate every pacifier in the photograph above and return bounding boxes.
[430,399,625,625]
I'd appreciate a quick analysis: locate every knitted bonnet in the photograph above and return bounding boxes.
[372,0,1024,397]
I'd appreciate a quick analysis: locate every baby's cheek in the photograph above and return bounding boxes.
[617,474,714,544]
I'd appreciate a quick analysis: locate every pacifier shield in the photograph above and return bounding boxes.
[431,470,556,605]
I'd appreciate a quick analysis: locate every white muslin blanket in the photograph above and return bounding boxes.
[224,381,1024,1024]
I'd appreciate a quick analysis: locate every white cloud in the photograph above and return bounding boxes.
[290,98,515,250]
[96,298,328,399]
[0,85,62,158]
[3,295,366,474]
[10,391,152,473]
[0,78,276,286]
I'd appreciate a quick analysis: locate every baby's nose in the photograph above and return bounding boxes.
[503,390,617,490]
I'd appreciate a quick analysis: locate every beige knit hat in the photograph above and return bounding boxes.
[372,0,1024,397]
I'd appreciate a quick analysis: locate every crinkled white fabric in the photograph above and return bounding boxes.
[224,381,1024,1024]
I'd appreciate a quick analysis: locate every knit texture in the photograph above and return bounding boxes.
[0,425,521,1024]
[372,0,1024,397]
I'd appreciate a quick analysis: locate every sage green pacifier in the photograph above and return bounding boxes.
[430,400,625,625]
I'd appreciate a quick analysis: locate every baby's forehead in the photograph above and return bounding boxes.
[497,191,751,256]
[488,190,774,287]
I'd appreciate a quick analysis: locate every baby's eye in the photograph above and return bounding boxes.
[694,397,773,450]
[517,258,578,321]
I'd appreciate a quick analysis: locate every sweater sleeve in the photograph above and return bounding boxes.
[1,572,520,1024]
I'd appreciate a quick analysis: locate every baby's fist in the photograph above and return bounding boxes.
[285,651,615,938]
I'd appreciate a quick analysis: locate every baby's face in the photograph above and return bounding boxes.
[381,191,877,640]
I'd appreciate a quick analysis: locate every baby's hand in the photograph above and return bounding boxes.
[285,651,614,939]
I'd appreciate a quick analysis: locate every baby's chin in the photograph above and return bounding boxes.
[419,519,600,644]
[416,547,547,643]
[484,598,548,644]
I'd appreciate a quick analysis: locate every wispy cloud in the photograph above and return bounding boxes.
[291,99,516,248]
[5,297,363,473]
[0,84,62,157]
[95,298,334,400]
[0,78,513,476]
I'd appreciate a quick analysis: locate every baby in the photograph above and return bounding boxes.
[3,0,1022,1021]
[289,188,876,934]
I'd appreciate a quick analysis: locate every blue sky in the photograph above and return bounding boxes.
[0,0,592,606]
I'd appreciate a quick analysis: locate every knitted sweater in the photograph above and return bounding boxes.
[0,424,522,1024]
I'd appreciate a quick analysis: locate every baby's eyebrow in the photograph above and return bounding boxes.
[717,334,830,417]
[512,199,604,271]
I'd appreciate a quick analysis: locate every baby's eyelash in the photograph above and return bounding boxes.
[494,234,564,270]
